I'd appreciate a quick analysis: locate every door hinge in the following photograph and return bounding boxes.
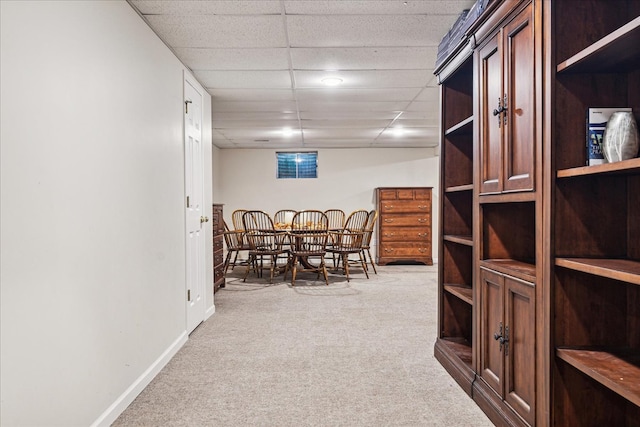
[186,196,190,208]
[185,100,192,114]
[187,289,191,301]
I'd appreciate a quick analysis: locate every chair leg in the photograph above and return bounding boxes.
[224,251,233,274]
[291,257,298,286]
[321,260,329,285]
[342,254,350,282]
[231,250,240,270]
[359,252,369,279]
[366,248,377,274]
[242,254,253,282]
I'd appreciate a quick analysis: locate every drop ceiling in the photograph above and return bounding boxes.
[128,0,475,149]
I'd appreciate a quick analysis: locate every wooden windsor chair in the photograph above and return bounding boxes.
[285,210,330,286]
[327,209,370,281]
[241,210,288,283]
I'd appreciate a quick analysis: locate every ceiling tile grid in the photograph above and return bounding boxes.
[129,0,475,149]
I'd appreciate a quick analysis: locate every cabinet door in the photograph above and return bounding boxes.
[478,3,535,195]
[478,35,503,195]
[502,3,535,193]
[504,276,535,425]
[479,268,504,396]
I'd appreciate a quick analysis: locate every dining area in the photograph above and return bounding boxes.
[222,209,378,286]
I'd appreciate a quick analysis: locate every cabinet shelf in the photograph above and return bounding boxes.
[445,116,473,136]
[439,337,473,366]
[480,259,536,283]
[445,184,473,193]
[444,284,473,305]
[443,235,473,246]
[555,258,640,286]
[557,158,640,179]
[556,347,640,406]
[557,16,640,73]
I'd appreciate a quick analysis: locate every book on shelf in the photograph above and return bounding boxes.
[586,107,632,165]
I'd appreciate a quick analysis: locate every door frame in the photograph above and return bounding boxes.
[184,74,206,333]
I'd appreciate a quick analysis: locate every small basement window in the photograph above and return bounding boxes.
[276,152,318,179]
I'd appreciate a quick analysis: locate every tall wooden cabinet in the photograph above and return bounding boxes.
[435,0,640,425]
[375,187,433,266]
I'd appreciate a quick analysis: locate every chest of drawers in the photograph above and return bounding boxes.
[212,203,225,292]
[375,187,433,265]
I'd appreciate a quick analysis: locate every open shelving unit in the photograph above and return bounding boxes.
[550,0,640,424]
[435,53,476,393]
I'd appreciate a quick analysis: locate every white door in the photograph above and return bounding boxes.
[184,78,206,334]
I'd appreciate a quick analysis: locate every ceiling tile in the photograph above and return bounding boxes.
[294,70,429,89]
[195,70,292,89]
[213,112,299,121]
[303,140,374,148]
[212,101,298,113]
[143,15,286,48]
[394,119,438,128]
[297,101,410,113]
[209,89,294,102]
[290,47,436,70]
[376,127,440,140]
[213,120,301,129]
[295,88,421,103]
[131,0,282,15]
[286,15,454,47]
[303,128,382,139]
[283,1,476,15]
[300,119,392,128]
[174,48,289,70]
[300,111,400,120]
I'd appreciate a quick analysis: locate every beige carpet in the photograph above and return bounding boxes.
[113,263,493,426]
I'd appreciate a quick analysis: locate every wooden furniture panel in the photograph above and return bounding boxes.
[504,275,535,425]
[502,4,535,193]
[550,0,640,424]
[212,204,225,293]
[435,50,476,400]
[379,227,430,242]
[478,1,535,195]
[479,268,504,396]
[375,187,433,265]
[379,214,431,228]
[479,268,536,425]
[379,200,430,214]
[478,36,503,194]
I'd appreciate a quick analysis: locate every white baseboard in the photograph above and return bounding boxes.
[205,303,216,320]
[90,331,188,427]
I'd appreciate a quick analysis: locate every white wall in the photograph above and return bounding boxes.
[0,1,212,426]
[217,148,440,257]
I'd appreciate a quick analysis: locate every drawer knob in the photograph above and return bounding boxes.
[384,205,394,209]
[384,218,394,223]
[418,218,427,223]
[418,205,427,209]
[384,248,395,253]
[418,233,427,237]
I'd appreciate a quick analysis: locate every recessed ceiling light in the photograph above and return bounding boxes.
[321,77,343,86]
[392,128,405,137]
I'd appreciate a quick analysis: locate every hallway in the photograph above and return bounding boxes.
[114,265,492,426]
